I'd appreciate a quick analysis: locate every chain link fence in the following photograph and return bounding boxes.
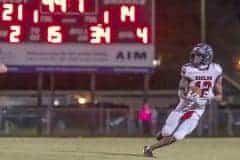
[0,104,239,137]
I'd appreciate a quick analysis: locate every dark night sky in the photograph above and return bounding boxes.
[155,0,240,69]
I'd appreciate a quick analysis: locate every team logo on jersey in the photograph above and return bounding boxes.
[195,76,213,80]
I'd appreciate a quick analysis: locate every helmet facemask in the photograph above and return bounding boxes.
[190,43,213,67]
[190,53,202,66]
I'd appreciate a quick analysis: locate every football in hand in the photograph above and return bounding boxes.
[188,86,202,97]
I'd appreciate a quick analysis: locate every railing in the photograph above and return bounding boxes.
[0,106,240,137]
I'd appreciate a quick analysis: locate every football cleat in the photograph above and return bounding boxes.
[143,146,154,157]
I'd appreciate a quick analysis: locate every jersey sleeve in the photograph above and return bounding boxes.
[180,64,194,81]
[214,63,223,77]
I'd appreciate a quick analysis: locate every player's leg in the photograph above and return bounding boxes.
[144,110,201,157]
[150,110,182,148]
[173,111,200,141]
[143,110,182,156]
[145,136,176,153]
[160,110,183,137]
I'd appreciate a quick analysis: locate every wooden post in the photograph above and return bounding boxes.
[201,0,206,42]
[212,101,219,136]
[50,73,55,108]
[143,74,150,100]
[226,108,234,136]
[90,73,96,103]
[37,72,43,107]
[46,73,55,136]
[208,102,213,136]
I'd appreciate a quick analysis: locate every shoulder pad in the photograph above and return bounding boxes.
[213,63,223,75]
[181,64,194,80]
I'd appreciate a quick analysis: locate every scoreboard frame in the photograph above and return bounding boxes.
[0,0,156,74]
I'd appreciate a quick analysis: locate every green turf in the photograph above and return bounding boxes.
[0,138,239,160]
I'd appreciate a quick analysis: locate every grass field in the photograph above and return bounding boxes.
[0,138,239,160]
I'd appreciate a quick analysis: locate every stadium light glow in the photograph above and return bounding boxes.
[77,97,87,104]
[235,58,240,71]
[153,58,161,67]
[53,99,60,107]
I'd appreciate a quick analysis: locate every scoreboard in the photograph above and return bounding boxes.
[0,0,155,73]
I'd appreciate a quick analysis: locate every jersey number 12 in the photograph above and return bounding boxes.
[195,81,212,97]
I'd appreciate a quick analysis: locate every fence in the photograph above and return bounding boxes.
[0,105,240,137]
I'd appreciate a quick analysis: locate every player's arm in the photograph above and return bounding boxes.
[178,76,190,100]
[213,76,223,102]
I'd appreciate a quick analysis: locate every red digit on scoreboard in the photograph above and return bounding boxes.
[104,10,110,24]
[2,3,13,21]
[1,3,23,21]
[120,5,135,22]
[0,0,152,44]
[78,0,85,13]
[9,25,21,43]
[48,26,63,43]
[33,10,39,23]
[137,27,148,44]
[89,24,111,44]
[18,4,23,21]
[42,0,67,13]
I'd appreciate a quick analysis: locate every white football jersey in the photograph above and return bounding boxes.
[176,63,223,114]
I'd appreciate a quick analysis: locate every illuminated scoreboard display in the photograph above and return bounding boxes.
[0,0,155,73]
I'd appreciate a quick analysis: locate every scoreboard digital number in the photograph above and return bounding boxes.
[0,0,155,73]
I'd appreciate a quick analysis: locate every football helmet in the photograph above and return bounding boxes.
[190,43,213,66]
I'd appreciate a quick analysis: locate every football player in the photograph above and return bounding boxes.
[143,43,223,157]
